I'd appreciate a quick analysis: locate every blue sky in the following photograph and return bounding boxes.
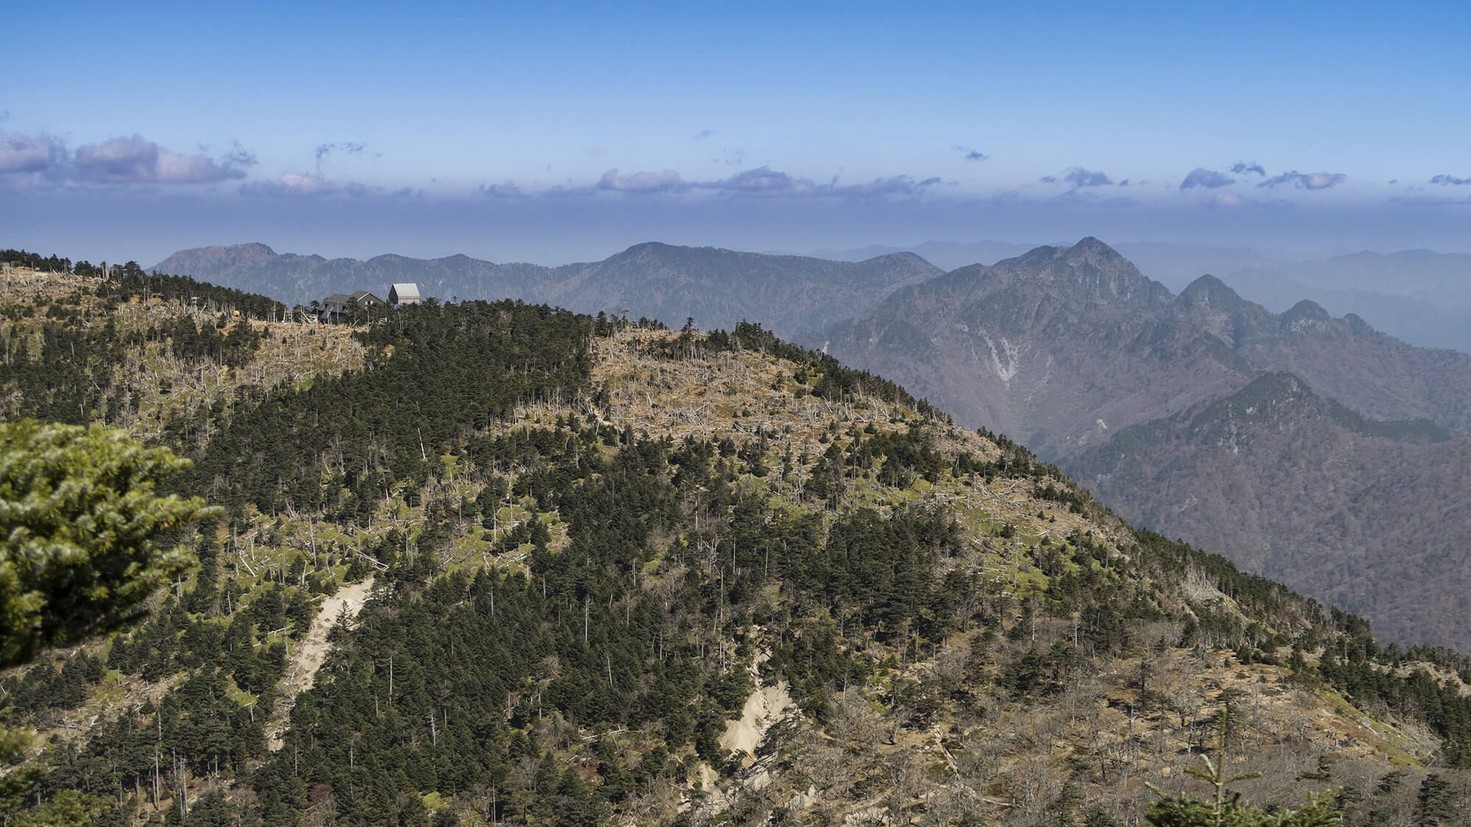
[3,0,1469,264]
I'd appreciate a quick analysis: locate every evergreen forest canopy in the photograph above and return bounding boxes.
[0,251,1470,825]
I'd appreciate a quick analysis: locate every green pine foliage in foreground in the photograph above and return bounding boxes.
[2,255,1471,824]
[0,419,218,666]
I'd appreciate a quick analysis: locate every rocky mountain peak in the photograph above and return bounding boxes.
[1177,274,1248,310]
[152,243,281,279]
[1282,299,1330,322]
[1344,313,1377,336]
[1280,299,1333,333]
[1161,372,1321,442]
[993,237,1155,304]
[230,242,278,258]
[158,241,276,264]
[1066,235,1128,264]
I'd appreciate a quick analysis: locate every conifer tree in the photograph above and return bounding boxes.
[0,419,218,666]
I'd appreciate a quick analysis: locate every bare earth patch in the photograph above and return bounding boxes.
[267,577,375,751]
[720,679,795,762]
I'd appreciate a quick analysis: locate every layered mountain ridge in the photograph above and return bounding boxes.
[1220,249,1471,353]
[155,241,942,335]
[821,238,1471,456]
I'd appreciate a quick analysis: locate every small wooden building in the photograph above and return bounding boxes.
[318,290,385,322]
[389,283,422,307]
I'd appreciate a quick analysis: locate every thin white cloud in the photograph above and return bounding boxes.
[240,172,340,197]
[1258,170,1345,190]
[597,168,687,193]
[692,167,944,199]
[471,166,949,202]
[839,174,943,197]
[714,146,747,167]
[477,181,527,198]
[1180,168,1235,190]
[0,132,60,174]
[1,132,254,185]
[73,135,251,184]
[699,166,803,193]
[314,142,367,174]
[221,141,256,169]
[1041,167,1114,188]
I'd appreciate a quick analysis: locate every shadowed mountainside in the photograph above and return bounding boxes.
[1066,372,1471,648]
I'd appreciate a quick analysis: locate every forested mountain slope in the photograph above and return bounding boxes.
[816,238,1471,652]
[1066,372,1471,650]
[0,259,358,441]
[2,259,1471,825]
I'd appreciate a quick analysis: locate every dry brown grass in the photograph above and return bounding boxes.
[593,328,917,453]
[1,266,363,442]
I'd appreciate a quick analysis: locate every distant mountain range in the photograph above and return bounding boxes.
[804,240,1039,271]
[158,240,1471,354]
[817,238,1471,456]
[808,239,1282,287]
[154,242,941,335]
[155,237,1471,648]
[808,241,1471,354]
[1218,250,1471,353]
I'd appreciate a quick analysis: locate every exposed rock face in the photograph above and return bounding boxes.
[820,238,1471,456]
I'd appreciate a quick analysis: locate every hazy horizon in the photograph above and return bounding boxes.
[5,1,1469,267]
[126,235,1442,273]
